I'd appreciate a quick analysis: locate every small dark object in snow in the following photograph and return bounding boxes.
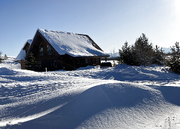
[100,62,112,68]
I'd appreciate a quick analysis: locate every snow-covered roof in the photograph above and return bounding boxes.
[26,39,33,44]
[38,28,109,57]
[16,39,32,60]
[16,29,109,60]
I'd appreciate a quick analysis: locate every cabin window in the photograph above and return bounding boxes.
[47,44,52,55]
[52,60,57,68]
[39,43,44,56]
[85,59,88,64]
[80,59,84,65]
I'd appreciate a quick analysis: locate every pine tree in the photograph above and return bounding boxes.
[167,42,180,74]
[152,45,164,65]
[25,52,41,71]
[119,41,134,65]
[133,33,154,66]
[118,33,161,66]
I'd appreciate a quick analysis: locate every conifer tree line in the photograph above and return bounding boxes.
[118,33,180,74]
[165,42,180,74]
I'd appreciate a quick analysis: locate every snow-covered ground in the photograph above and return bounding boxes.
[0,57,180,129]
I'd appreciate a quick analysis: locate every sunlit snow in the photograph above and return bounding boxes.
[0,57,180,129]
[38,29,109,57]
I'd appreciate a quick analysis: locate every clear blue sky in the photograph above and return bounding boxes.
[0,0,180,56]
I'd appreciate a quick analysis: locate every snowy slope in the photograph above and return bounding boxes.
[0,58,180,129]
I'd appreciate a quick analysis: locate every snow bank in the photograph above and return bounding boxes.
[0,67,17,75]
[6,82,180,129]
[67,64,180,83]
[0,59,180,129]
[0,56,21,69]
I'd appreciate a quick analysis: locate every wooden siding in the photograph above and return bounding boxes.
[30,36,101,71]
[20,60,27,69]
[35,39,57,60]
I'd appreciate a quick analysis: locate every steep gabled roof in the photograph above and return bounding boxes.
[37,28,109,57]
[16,39,32,60]
[16,29,109,60]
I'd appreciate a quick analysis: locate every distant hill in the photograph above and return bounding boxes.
[162,47,171,53]
[108,48,171,58]
[108,52,119,58]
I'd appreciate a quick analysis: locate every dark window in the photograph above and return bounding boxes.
[52,60,57,68]
[94,58,96,64]
[47,45,52,55]
[39,43,44,56]
[85,59,88,64]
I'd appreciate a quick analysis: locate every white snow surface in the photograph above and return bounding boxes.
[38,28,109,57]
[0,57,180,129]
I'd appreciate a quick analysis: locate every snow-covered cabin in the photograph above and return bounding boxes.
[16,29,109,71]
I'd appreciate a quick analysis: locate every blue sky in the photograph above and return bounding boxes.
[0,0,180,56]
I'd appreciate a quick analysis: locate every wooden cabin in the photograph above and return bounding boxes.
[16,29,109,71]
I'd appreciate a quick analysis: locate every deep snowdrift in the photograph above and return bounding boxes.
[0,57,180,129]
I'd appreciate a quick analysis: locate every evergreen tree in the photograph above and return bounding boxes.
[133,33,154,66]
[118,33,164,66]
[166,42,180,74]
[25,52,41,71]
[119,41,134,65]
[152,45,164,65]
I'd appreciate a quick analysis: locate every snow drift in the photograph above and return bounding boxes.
[0,58,180,129]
